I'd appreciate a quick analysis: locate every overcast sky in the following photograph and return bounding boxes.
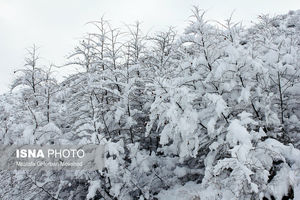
[1,0,300,94]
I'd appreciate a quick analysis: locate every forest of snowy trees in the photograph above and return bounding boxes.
[0,7,300,200]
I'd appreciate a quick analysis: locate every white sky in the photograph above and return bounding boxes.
[1,0,300,94]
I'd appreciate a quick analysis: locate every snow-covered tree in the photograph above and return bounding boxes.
[1,8,300,200]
